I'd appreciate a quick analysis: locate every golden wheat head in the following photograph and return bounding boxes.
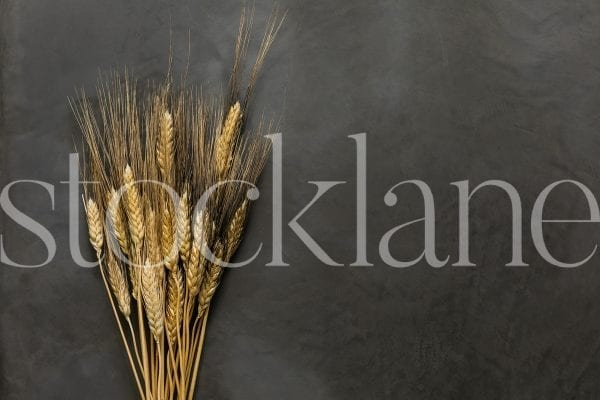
[85,198,104,258]
[215,101,242,176]
[123,165,145,252]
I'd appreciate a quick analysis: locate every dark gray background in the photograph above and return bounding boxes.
[3,0,600,398]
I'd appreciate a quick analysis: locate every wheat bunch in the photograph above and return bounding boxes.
[76,8,283,400]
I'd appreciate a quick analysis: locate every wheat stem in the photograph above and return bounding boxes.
[187,309,209,400]
[126,317,145,374]
[136,264,152,399]
[99,260,146,400]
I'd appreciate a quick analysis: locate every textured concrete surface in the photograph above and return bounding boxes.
[3,0,600,399]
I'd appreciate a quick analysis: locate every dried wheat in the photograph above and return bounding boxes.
[107,188,130,257]
[123,165,145,251]
[198,242,225,315]
[74,9,283,399]
[186,210,212,297]
[215,102,242,177]
[107,253,131,318]
[177,190,191,264]
[141,259,165,342]
[165,268,184,345]
[157,109,174,183]
[85,198,104,258]
[161,202,177,272]
[225,199,248,259]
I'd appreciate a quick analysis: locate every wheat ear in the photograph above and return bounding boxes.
[165,268,184,346]
[85,198,104,258]
[196,200,247,314]
[106,253,131,318]
[177,191,192,265]
[123,165,145,251]
[107,188,130,258]
[161,202,177,272]
[225,199,249,259]
[157,110,174,183]
[198,242,225,316]
[186,210,212,298]
[146,210,161,264]
[215,101,242,177]
[141,259,165,343]
[123,165,144,298]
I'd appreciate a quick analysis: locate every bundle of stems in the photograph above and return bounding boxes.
[71,10,283,399]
